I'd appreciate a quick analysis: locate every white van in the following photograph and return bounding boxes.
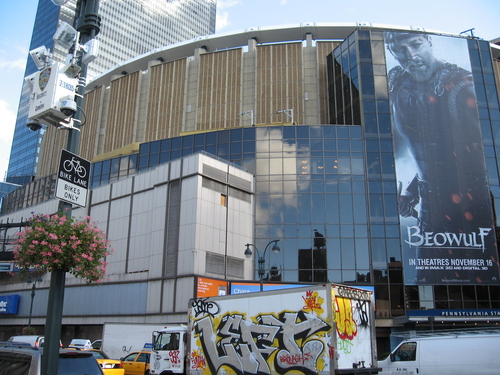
[378,328,500,375]
[7,335,44,348]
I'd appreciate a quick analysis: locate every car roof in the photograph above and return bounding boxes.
[0,341,33,347]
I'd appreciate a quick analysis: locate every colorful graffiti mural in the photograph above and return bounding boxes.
[189,289,330,375]
[188,287,375,375]
[332,288,374,368]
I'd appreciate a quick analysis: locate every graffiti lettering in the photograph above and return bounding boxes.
[338,338,354,354]
[191,298,219,317]
[169,350,181,364]
[353,300,369,327]
[335,286,372,301]
[190,350,207,370]
[334,296,358,340]
[302,290,324,314]
[328,344,335,360]
[278,352,313,365]
[193,310,330,375]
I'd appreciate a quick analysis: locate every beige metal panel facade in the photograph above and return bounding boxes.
[256,43,304,125]
[79,86,104,162]
[37,39,341,177]
[105,72,141,153]
[146,59,188,141]
[197,49,243,130]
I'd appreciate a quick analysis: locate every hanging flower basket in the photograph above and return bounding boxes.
[13,212,113,284]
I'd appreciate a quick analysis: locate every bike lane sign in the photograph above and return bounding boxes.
[55,149,91,208]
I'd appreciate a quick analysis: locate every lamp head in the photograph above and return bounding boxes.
[271,242,280,254]
[27,276,42,284]
[244,244,253,259]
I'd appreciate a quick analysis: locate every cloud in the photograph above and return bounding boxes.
[0,56,26,70]
[0,45,28,70]
[216,0,241,31]
[280,0,288,4]
[216,11,231,31]
[0,99,15,181]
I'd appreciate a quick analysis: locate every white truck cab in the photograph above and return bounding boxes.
[150,325,188,375]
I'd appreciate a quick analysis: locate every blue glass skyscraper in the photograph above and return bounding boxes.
[5,0,216,186]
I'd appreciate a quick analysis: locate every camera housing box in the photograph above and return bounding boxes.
[28,62,78,127]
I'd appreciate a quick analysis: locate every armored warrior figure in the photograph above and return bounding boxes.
[386,32,491,234]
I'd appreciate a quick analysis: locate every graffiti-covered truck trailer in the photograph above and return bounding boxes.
[150,284,380,375]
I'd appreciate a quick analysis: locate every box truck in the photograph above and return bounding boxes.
[100,322,167,360]
[150,284,380,374]
[378,328,500,375]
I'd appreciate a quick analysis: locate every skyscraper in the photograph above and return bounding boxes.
[5,0,216,186]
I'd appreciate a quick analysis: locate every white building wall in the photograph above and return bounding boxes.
[0,153,254,326]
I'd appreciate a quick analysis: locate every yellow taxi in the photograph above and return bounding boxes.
[120,351,151,375]
[71,348,124,375]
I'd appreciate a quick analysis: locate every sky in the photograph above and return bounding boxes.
[0,0,499,183]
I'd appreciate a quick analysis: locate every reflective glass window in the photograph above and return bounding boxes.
[296,126,309,138]
[298,195,312,224]
[171,137,181,150]
[194,133,205,146]
[358,40,372,60]
[182,135,193,148]
[206,132,217,144]
[150,140,160,153]
[341,238,355,268]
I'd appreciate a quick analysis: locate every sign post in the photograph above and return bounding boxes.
[55,149,90,208]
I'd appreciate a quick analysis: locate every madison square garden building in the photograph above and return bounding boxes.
[1,23,500,351]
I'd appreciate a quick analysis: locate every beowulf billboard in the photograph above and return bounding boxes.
[384,31,500,285]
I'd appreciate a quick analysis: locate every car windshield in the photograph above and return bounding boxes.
[0,352,31,375]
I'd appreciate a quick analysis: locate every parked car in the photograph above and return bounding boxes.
[120,351,150,375]
[0,344,104,375]
[7,335,44,348]
[69,339,92,349]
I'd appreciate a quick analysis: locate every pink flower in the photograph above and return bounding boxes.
[14,213,113,284]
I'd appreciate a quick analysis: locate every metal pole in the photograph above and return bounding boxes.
[28,282,37,327]
[258,255,265,291]
[42,2,100,375]
[245,240,280,292]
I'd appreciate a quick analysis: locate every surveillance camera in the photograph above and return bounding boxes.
[60,99,77,117]
[53,21,77,50]
[26,119,42,132]
[29,46,51,70]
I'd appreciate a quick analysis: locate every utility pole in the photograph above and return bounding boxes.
[42,1,100,374]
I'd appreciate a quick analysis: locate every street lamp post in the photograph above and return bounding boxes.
[244,240,280,291]
[41,2,100,375]
[27,276,42,327]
